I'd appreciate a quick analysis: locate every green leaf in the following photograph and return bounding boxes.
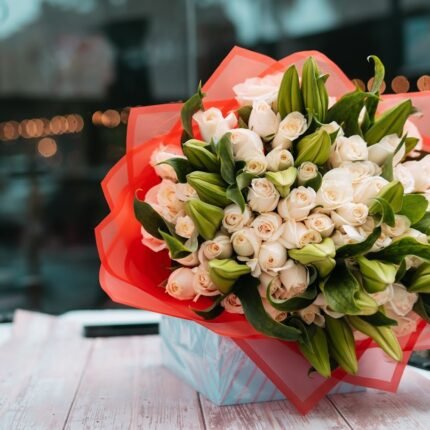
[369,197,395,227]
[377,181,404,213]
[412,212,430,235]
[361,93,380,133]
[158,230,197,260]
[405,136,419,154]
[267,283,318,312]
[235,275,302,341]
[277,65,304,118]
[226,184,246,212]
[182,140,220,172]
[399,194,428,224]
[367,55,385,93]
[181,83,205,139]
[134,197,169,240]
[336,227,381,258]
[217,133,236,185]
[236,171,255,190]
[158,157,193,183]
[365,99,414,145]
[360,310,398,326]
[381,152,394,181]
[302,57,328,122]
[191,295,224,320]
[237,105,252,127]
[404,263,430,293]
[414,294,430,323]
[367,237,430,263]
[303,171,322,192]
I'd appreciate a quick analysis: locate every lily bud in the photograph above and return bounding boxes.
[183,139,220,172]
[185,199,224,240]
[347,316,403,362]
[356,256,397,293]
[298,326,331,378]
[408,263,430,293]
[265,167,297,198]
[208,258,251,294]
[354,290,379,315]
[295,129,331,166]
[186,171,230,207]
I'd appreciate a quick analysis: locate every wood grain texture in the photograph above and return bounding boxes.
[65,335,205,430]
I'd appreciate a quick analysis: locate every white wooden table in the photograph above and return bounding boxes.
[1,310,430,429]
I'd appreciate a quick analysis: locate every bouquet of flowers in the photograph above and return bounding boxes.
[96,48,430,413]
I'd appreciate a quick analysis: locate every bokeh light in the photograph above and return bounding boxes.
[37,137,58,158]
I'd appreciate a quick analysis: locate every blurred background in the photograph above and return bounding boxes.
[1,0,430,320]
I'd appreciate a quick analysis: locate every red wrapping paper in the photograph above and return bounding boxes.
[96,47,430,414]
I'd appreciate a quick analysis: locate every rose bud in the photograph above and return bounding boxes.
[176,183,198,202]
[192,107,237,142]
[279,260,309,299]
[297,161,318,185]
[319,121,343,136]
[272,111,308,149]
[356,256,397,293]
[316,168,354,209]
[247,178,280,212]
[156,180,185,222]
[402,155,430,192]
[387,283,418,317]
[245,155,268,176]
[251,212,283,241]
[185,199,224,240]
[150,144,185,182]
[248,100,281,140]
[140,226,167,253]
[265,167,297,198]
[279,220,322,250]
[175,215,196,239]
[208,259,251,294]
[166,267,196,300]
[173,252,199,267]
[331,202,369,228]
[278,186,316,220]
[329,135,368,168]
[262,298,288,322]
[394,164,415,193]
[304,213,334,237]
[192,266,219,298]
[353,176,389,204]
[221,293,244,314]
[201,234,233,261]
[340,160,381,184]
[229,128,265,161]
[266,147,294,172]
[231,228,261,257]
[258,241,288,276]
[368,134,405,166]
[222,204,253,233]
[298,304,325,327]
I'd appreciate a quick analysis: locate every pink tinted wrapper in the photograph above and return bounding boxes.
[96,47,430,414]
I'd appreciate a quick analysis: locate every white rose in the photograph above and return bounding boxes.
[338,225,368,245]
[140,226,167,253]
[278,260,309,299]
[222,204,252,233]
[192,266,219,298]
[314,294,344,319]
[398,228,428,244]
[368,134,405,166]
[331,203,369,227]
[231,227,261,257]
[229,128,264,161]
[370,285,394,306]
[192,107,237,142]
[157,180,185,222]
[258,241,288,276]
[262,299,288,322]
[340,160,381,184]
[245,155,268,175]
[385,311,418,338]
[297,162,318,184]
[329,135,368,168]
[221,293,244,314]
[150,145,184,182]
[279,220,322,249]
[166,268,196,300]
[394,164,415,193]
[272,111,308,149]
[266,147,294,172]
[248,178,280,212]
[201,234,233,261]
[251,212,283,241]
[298,304,325,327]
[173,252,199,267]
[304,213,335,237]
[232,73,283,106]
[320,121,343,136]
[248,100,281,139]
[353,176,389,204]
[278,186,316,221]
[387,283,418,317]
[175,215,195,239]
[382,215,411,237]
[175,183,198,202]
[316,169,353,209]
[403,155,430,192]
[371,231,392,252]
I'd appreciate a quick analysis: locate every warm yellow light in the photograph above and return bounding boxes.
[37,137,58,158]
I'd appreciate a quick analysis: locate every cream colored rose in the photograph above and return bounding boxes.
[173,252,199,267]
[201,234,233,260]
[222,204,252,233]
[278,260,309,299]
[150,144,184,182]
[371,231,392,252]
[192,266,219,298]
[229,128,265,161]
[353,176,389,204]
[331,203,369,227]
[329,135,368,168]
[175,215,196,239]
[338,225,368,245]
[370,285,394,306]
[258,241,288,276]
[298,304,325,327]
[231,227,261,257]
[319,121,343,136]
[316,169,353,209]
[297,162,318,184]
[279,220,322,249]
[248,178,280,212]
[232,73,283,106]
[387,312,418,338]
[340,160,381,184]
[245,155,268,175]
[192,107,237,142]
[278,186,316,221]
[140,226,167,253]
[266,147,294,172]
[305,213,334,237]
[175,183,198,202]
[386,283,418,317]
[382,215,411,237]
[272,111,308,149]
[251,212,283,241]
[394,164,415,193]
[368,134,405,166]
[248,100,281,139]
[262,299,288,322]
[157,180,185,222]
[221,293,244,314]
[398,228,428,244]
[166,267,196,300]
[403,155,430,192]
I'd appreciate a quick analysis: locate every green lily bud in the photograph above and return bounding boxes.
[265,167,297,198]
[313,258,336,278]
[185,199,224,240]
[347,316,403,362]
[183,139,220,172]
[408,263,430,293]
[298,326,331,378]
[295,129,331,166]
[354,289,379,315]
[371,180,404,213]
[208,259,251,294]
[356,256,397,293]
[277,64,304,118]
[326,316,358,375]
[186,171,230,207]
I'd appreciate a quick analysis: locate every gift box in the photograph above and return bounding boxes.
[160,316,364,405]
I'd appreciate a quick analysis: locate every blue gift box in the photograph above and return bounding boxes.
[160,316,364,405]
